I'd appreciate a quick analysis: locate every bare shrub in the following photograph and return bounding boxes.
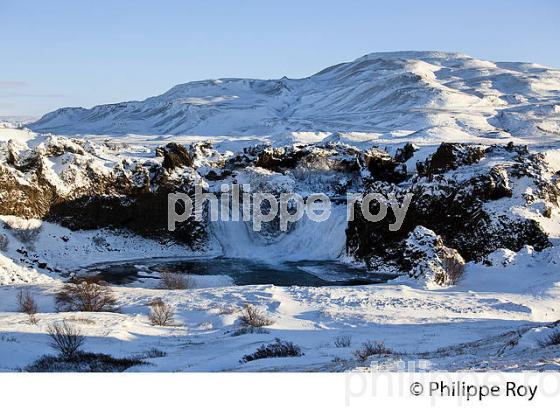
[0,233,8,252]
[16,228,42,245]
[26,352,143,372]
[139,348,167,359]
[55,278,118,312]
[443,256,465,285]
[334,335,352,348]
[92,235,108,249]
[239,304,274,328]
[160,272,194,290]
[47,321,86,358]
[231,327,269,337]
[539,329,560,347]
[16,289,39,324]
[353,340,393,361]
[64,317,96,325]
[217,306,238,315]
[148,299,174,326]
[3,219,42,247]
[17,289,38,315]
[242,338,303,362]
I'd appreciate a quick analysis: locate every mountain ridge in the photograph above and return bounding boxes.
[30,51,560,139]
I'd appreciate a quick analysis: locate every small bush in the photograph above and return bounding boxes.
[135,348,167,360]
[1,335,17,343]
[47,321,86,358]
[3,220,42,247]
[239,304,274,328]
[148,299,174,326]
[16,289,39,324]
[242,338,303,362]
[64,317,96,325]
[55,278,118,312]
[160,272,194,290]
[231,327,269,337]
[0,233,8,251]
[217,306,238,315]
[443,256,464,285]
[539,329,560,347]
[17,228,42,244]
[26,352,144,372]
[353,340,393,361]
[334,335,352,348]
[92,235,108,249]
[144,348,167,359]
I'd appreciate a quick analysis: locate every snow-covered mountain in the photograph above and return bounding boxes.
[30,51,560,139]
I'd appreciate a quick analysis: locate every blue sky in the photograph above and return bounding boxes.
[1,0,559,117]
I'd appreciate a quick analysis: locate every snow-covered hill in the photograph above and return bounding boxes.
[30,51,560,140]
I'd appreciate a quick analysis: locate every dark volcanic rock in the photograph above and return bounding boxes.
[0,137,206,249]
[1,135,556,271]
[254,147,306,172]
[47,188,206,249]
[157,143,193,171]
[362,148,407,183]
[204,169,232,181]
[484,167,512,200]
[417,143,486,176]
[394,143,417,163]
[347,143,551,270]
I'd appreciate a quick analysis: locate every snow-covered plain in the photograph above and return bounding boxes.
[1,52,560,372]
[0,214,559,372]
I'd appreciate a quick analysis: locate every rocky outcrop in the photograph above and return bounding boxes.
[417,143,486,176]
[254,147,304,172]
[156,142,194,171]
[362,148,407,183]
[0,137,206,248]
[347,143,552,272]
[1,134,557,277]
[252,144,363,174]
[394,143,416,163]
[403,226,465,286]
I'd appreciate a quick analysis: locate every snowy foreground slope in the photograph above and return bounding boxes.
[0,216,559,372]
[1,51,560,372]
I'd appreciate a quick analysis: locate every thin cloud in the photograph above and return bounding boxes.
[0,81,27,89]
[0,81,68,98]
[0,92,69,98]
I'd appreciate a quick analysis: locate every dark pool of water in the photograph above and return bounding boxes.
[83,257,397,287]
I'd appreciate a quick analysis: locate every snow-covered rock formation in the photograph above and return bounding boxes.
[1,130,558,282]
[403,226,465,287]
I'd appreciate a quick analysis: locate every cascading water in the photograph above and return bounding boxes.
[87,205,397,286]
[209,204,348,261]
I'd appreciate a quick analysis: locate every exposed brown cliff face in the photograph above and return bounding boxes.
[0,139,206,248]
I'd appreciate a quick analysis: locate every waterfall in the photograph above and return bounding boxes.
[209,204,347,261]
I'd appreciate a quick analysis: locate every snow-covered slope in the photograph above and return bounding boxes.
[30,51,560,140]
